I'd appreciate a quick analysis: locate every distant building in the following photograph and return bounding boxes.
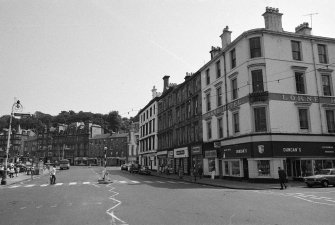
[128,122,139,163]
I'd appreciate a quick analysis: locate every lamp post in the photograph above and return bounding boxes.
[103,146,107,180]
[1,99,23,185]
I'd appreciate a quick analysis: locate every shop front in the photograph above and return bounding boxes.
[203,149,219,177]
[174,147,189,175]
[157,151,168,173]
[272,141,335,180]
[167,150,174,174]
[191,145,203,169]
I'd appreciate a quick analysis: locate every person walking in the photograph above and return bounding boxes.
[211,167,216,180]
[198,167,203,179]
[193,166,198,182]
[50,165,56,185]
[278,167,287,190]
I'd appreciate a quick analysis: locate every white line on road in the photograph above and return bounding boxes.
[157,181,165,183]
[8,185,20,188]
[83,182,90,184]
[40,184,49,187]
[130,180,140,184]
[119,181,128,184]
[24,184,35,187]
[69,182,77,185]
[20,207,26,210]
[55,183,63,186]
[143,181,154,183]
[167,181,177,184]
[50,205,57,208]
[36,205,42,209]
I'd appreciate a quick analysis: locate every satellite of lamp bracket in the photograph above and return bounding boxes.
[14,112,32,118]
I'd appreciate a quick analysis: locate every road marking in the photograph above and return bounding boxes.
[83,182,90,184]
[69,182,77,185]
[36,205,42,209]
[68,203,73,206]
[8,185,20,189]
[167,181,177,184]
[119,181,128,184]
[20,207,26,210]
[157,181,165,183]
[143,181,154,183]
[50,205,57,208]
[24,184,35,187]
[55,183,63,186]
[40,184,49,187]
[130,180,140,184]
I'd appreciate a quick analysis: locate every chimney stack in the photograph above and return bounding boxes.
[262,7,283,32]
[184,72,192,81]
[210,46,221,59]
[163,75,170,92]
[295,22,312,35]
[220,26,232,49]
[152,85,157,99]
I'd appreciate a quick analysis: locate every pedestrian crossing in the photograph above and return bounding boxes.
[4,180,192,189]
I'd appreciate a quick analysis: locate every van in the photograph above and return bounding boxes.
[59,159,70,170]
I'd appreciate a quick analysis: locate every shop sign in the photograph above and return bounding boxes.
[174,147,189,158]
[168,151,174,158]
[157,150,168,156]
[273,141,335,157]
[214,142,221,148]
[191,146,202,155]
[221,143,252,158]
[205,150,217,158]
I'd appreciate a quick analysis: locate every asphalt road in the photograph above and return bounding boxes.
[0,167,334,225]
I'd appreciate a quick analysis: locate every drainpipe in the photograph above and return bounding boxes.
[223,53,230,137]
[310,39,324,133]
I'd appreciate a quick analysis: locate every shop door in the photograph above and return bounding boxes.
[243,159,249,179]
[218,160,223,178]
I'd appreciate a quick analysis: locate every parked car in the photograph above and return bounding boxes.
[59,159,70,170]
[129,163,140,173]
[139,166,151,175]
[121,163,129,171]
[304,168,335,188]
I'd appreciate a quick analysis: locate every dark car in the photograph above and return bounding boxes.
[121,163,129,171]
[129,163,140,173]
[139,166,151,175]
[304,168,335,188]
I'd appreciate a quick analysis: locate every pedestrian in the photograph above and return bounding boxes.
[211,167,215,180]
[10,167,14,178]
[198,167,203,179]
[30,166,34,180]
[193,167,198,182]
[278,167,287,190]
[50,165,56,185]
[14,166,18,177]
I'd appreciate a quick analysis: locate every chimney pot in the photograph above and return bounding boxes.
[295,22,312,35]
[220,26,232,49]
[262,6,283,32]
[163,75,170,92]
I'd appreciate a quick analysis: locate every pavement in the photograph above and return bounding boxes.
[149,170,305,190]
[1,170,50,186]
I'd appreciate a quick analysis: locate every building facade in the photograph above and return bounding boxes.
[201,7,335,181]
[128,122,139,164]
[138,86,160,170]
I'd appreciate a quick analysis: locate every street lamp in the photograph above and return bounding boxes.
[1,99,23,185]
[103,146,107,180]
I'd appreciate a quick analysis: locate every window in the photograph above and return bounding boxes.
[249,37,261,58]
[257,160,270,176]
[295,72,306,94]
[231,161,240,176]
[298,108,309,130]
[326,110,335,133]
[231,78,238,100]
[216,87,222,107]
[224,161,229,175]
[251,70,264,92]
[206,93,211,112]
[206,69,210,85]
[207,121,212,140]
[291,41,302,61]
[322,74,332,96]
[318,44,328,64]
[193,96,198,115]
[233,112,240,133]
[218,117,223,138]
[230,49,236,68]
[216,61,221,78]
[254,107,267,132]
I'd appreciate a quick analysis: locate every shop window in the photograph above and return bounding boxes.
[323,160,333,169]
[231,161,240,176]
[208,158,215,172]
[301,160,313,177]
[257,160,270,176]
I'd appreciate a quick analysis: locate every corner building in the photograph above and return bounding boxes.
[201,7,335,181]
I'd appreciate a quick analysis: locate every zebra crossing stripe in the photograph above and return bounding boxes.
[143,181,154,183]
[40,184,49,187]
[24,184,35,187]
[157,181,165,183]
[55,183,63,186]
[119,181,128,184]
[83,182,90,184]
[167,181,177,184]
[8,185,20,188]
[69,182,77,185]
[131,180,140,184]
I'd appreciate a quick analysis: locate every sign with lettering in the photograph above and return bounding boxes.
[269,93,335,105]
[204,150,217,158]
[174,147,189,158]
[191,146,202,155]
[273,141,335,157]
[221,143,252,158]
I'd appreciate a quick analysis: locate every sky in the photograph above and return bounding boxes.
[0,0,334,118]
